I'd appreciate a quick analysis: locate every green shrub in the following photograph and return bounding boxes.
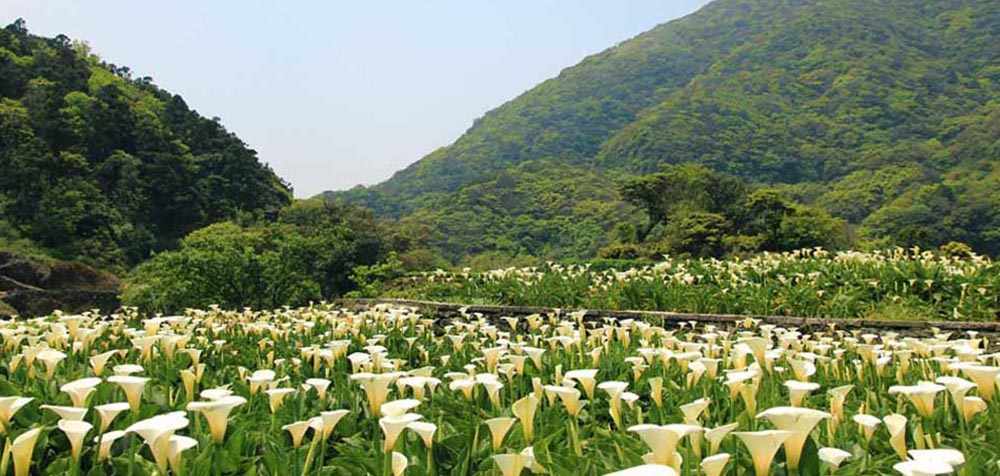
[122,223,322,313]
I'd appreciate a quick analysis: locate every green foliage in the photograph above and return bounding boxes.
[596,243,644,260]
[776,206,850,251]
[0,20,291,270]
[813,165,929,223]
[123,200,413,312]
[598,1,1000,180]
[357,159,640,264]
[620,165,849,257]
[661,211,730,258]
[395,248,450,272]
[12,300,1000,475]
[940,240,974,258]
[858,170,1000,255]
[0,218,52,262]
[330,0,795,216]
[122,223,322,312]
[276,199,391,298]
[327,0,1000,262]
[347,252,406,298]
[397,248,1000,321]
[621,163,746,243]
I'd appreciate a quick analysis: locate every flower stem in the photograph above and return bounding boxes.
[294,446,301,476]
[302,436,320,476]
[213,442,222,476]
[425,444,433,476]
[0,437,10,476]
[128,433,136,476]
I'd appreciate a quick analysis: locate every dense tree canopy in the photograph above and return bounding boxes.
[122,201,397,312]
[617,165,848,258]
[0,20,291,269]
[328,0,1000,262]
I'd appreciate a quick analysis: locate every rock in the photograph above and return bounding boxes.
[47,262,120,290]
[3,289,118,317]
[0,250,120,317]
[0,258,51,287]
[0,276,24,292]
[0,299,16,318]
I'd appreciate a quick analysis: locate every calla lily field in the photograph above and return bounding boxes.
[6,0,1000,473]
[400,248,999,322]
[1,270,999,474]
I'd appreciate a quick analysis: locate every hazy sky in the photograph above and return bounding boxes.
[2,1,712,197]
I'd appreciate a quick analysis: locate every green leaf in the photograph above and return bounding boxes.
[799,436,822,476]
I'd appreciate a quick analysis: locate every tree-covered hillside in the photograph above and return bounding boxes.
[333,0,812,217]
[0,20,291,269]
[328,0,1000,262]
[394,160,640,263]
[600,0,1000,179]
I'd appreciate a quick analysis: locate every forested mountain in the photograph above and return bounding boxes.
[0,20,291,269]
[328,0,1000,262]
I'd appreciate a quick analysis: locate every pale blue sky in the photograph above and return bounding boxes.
[1,1,711,197]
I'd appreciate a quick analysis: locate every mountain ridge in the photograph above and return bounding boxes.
[331,0,808,216]
[327,0,1000,261]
